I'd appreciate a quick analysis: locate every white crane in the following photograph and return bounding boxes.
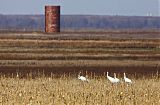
[123,73,132,83]
[78,72,89,82]
[16,72,19,78]
[107,72,118,84]
[114,73,120,83]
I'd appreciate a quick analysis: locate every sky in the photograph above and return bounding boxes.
[0,0,159,16]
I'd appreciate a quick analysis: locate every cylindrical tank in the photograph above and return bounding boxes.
[45,6,60,33]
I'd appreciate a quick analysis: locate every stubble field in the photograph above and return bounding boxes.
[0,30,160,105]
[0,75,160,105]
[0,30,159,76]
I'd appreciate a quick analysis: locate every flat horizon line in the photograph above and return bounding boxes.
[0,13,160,17]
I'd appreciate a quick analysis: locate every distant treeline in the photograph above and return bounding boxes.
[0,14,160,31]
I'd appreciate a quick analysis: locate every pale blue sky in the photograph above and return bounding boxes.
[0,0,159,16]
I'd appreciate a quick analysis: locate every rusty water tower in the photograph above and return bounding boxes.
[45,6,60,33]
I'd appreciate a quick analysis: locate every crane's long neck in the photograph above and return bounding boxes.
[78,72,81,78]
[114,73,116,78]
[78,75,81,79]
[124,73,126,78]
[107,72,109,76]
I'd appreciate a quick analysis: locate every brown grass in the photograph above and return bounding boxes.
[0,29,160,39]
[0,32,159,74]
[0,31,160,104]
[0,39,159,49]
[0,60,158,67]
[0,75,160,105]
[0,53,159,60]
[0,48,159,55]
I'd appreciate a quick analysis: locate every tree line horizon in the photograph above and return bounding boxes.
[0,14,159,31]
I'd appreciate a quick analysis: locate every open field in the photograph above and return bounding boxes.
[0,30,159,76]
[0,30,160,104]
[0,29,160,39]
[0,76,160,105]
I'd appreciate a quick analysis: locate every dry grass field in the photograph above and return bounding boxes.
[0,75,160,105]
[0,30,159,104]
[0,30,159,75]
